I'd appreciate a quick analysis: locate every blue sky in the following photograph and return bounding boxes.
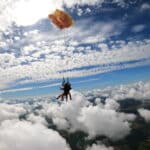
[0,0,150,99]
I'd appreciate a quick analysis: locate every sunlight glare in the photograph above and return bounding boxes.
[13,0,63,26]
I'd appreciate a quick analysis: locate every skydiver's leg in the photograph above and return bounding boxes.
[61,94,64,101]
[57,93,64,100]
[57,94,61,99]
[66,94,68,101]
[69,92,72,100]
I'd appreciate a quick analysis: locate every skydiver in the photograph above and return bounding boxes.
[57,78,72,101]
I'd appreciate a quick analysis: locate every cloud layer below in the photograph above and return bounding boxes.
[0,81,149,150]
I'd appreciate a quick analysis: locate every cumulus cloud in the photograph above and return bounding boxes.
[0,103,26,123]
[0,78,149,150]
[39,91,136,140]
[88,81,150,101]
[27,113,48,126]
[86,143,113,150]
[104,98,120,110]
[0,120,70,150]
[0,81,148,150]
[78,105,133,140]
[43,91,88,131]
[138,108,150,122]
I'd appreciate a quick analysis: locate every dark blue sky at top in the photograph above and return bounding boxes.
[71,0,150,40]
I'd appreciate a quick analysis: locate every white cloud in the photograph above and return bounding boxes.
[132,24,145,33]
[63,0,104,7]
[77,8,84,16]
[88,81,150,101]
[104,98,120,110]
[138,108,150,122]
[78,105,132,140]
[86,143,113,150]
[76,7,92,16]
[0,80,149,147]
[27,113,48,126]
[39,90,136,140]
[86,8,92,13]
[0,81,149,149]
[44,91,88,131]
[0,120,70,150]
[0,53,20,68]
[0,103,26,123]
[140,3,150,11]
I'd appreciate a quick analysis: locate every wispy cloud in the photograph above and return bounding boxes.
[132,24,146,33]
[0,37,150,89]
[0,82,61,94]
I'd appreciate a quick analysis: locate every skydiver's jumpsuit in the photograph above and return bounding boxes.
[57,83,72,101]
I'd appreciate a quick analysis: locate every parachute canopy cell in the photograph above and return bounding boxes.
[48,9,74,29]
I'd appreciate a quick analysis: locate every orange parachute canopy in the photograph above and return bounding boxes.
[48,9,74,29]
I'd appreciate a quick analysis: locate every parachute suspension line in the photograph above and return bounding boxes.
[63,28,70,79]
[61,29,66,79]
[64,28,69,49]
